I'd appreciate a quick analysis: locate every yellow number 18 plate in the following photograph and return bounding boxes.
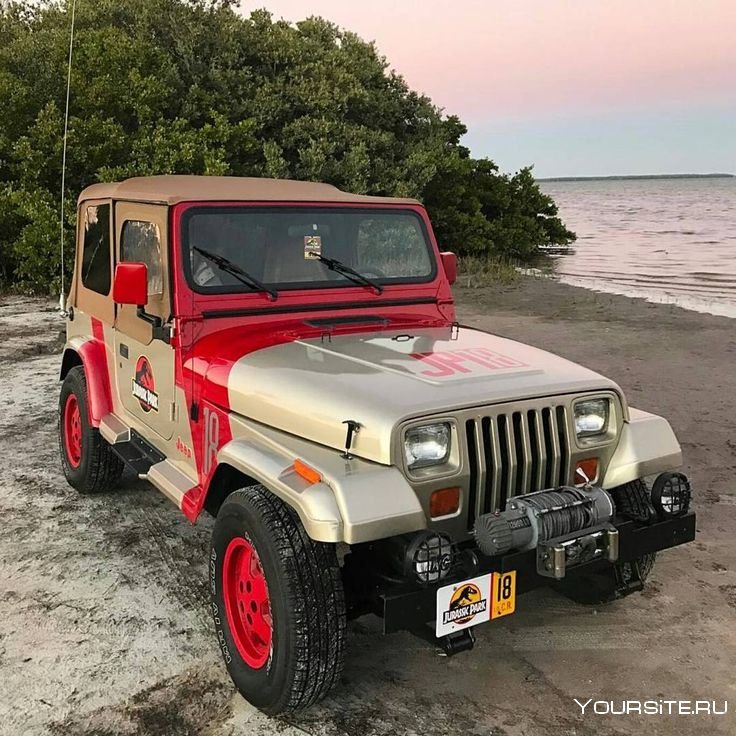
[490,570,516,619]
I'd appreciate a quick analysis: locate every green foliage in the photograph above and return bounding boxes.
[0,0,574,293]
[456,255,520,287]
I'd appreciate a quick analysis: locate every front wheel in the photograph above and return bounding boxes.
[210,486,346,714]
[555,553,657,605]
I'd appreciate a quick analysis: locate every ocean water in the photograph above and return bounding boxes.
[538,177,736,318]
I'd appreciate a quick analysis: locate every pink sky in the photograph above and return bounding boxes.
[246,1,736,175]
[250,1,734,120]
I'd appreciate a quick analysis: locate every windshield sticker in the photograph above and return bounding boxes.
[132,356,159,412]
[304,235,322,259]
[410,347,528,378]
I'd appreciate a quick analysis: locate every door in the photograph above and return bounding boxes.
[113,202,176,441]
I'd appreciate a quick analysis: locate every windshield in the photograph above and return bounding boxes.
[182,207,436,293]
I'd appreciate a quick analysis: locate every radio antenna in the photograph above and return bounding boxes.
[59,0,77,313]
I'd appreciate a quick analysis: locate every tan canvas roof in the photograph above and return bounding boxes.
[78,175,421,206]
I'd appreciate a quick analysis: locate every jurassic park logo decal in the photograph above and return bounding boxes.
[444,583,487,625]
[436,573,491,637]
[132,356,159,413]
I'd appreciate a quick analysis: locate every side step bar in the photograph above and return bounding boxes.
[147,461,197,508]
[99,414,131,445]
[110,428,165,476]
[99,413,198,509]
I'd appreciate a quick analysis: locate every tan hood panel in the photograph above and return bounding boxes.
[227,325,621,464]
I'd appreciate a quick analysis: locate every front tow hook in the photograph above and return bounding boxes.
[439,627,476,656]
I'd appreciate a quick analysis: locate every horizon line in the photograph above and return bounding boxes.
[536,172,735,182]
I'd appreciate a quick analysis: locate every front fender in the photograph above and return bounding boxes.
[217,416,426,544]
[602,407,682,489]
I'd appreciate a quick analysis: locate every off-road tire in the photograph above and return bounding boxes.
[609,479,657,523]
[555,553,657,605]
[210,486,346,714]
[59,366,124,493]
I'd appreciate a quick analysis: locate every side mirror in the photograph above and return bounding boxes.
[440,251,457,285]
[113,262,148,306]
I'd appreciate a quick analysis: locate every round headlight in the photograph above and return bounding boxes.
[404,423,451,470]
[574,398,610,437]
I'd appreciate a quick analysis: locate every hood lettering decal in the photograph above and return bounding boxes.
[410,347,528,378]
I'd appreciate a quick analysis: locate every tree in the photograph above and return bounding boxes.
[0,0,574,293]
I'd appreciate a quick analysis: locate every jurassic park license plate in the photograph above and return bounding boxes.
[435,571,516,637]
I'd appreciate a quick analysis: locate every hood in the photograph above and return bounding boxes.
[217,324,622,464]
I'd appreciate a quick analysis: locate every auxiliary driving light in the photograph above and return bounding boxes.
[405,531,453,584]
[651,472,691,518]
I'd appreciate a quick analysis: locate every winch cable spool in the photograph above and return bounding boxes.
[58,0,78,315]
[521,487,598,540]
[473,486,614,557]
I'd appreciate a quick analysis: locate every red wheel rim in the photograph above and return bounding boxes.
[63,394,82,469]
[222,536,273,669]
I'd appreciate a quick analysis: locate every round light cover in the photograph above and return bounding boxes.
[404,423,451,470]
[651,472,691,518]
[405,531,453,584]
[574,398,610,437]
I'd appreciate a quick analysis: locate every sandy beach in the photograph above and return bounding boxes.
[0,279,734,735]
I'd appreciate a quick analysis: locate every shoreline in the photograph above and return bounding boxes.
[541,272,736,320]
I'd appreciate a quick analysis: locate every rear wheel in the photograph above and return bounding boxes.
[210,486,346,714]
[59,366,124,493]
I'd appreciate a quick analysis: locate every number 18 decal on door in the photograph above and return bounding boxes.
[203,407,220,476]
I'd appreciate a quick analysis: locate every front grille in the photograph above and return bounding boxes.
[465,405,572,527]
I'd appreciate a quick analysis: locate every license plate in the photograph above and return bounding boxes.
[435,570,516,637]
[490,570,516,619]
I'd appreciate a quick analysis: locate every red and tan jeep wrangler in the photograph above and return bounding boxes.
[59,176,695,713]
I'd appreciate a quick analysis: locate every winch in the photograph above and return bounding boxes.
[473,486,618,578]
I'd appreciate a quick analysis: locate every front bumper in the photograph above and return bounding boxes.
[380,512,696,635]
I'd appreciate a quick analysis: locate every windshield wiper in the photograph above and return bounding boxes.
[193,246,278,300]
[312,254,383,295]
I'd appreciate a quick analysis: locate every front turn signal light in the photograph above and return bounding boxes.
[294,459,321,485]
[575,458,599,485]
[430,487,461,518]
